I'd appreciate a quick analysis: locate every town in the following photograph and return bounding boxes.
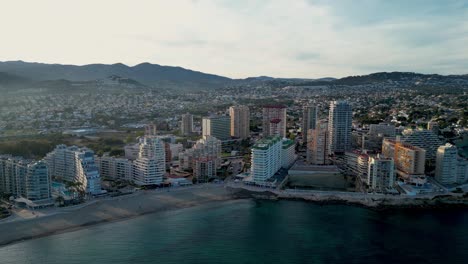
[1,77,467,214]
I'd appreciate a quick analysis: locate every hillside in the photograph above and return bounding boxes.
[0,61,231,86]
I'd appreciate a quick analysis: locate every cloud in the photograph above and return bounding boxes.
[0,0,466,78]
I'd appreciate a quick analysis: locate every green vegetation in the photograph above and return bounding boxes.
[0,134,70,159]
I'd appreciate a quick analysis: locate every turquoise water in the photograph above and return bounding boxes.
[1,200,468,264]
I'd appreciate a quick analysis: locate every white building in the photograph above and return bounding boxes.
[45,145,102,195]
[95,155,133,181]
[133,136,166,186]
[327,101,352,155]
[251,136,282,182]
[367,155,395,192]
[435,143,458,185]
[435,143,468,185]
[251,136,296,183]
[229,105,250,139]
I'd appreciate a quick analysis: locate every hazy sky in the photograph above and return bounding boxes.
[1,0,467,78]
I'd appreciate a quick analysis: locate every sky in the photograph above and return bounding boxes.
[1,0,467,78]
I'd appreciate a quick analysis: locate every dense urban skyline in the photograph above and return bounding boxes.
[1,0,467,78]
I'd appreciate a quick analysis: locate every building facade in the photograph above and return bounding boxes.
[45,145,102,194]
[251,136,296,183]
[401,129,442,160]
[133,136,166,186]
[0,156,51,201]
[327,101,352,155]
[382,139,425,177]
[202,116,231,140]
[262,105,287,138]
[435,143,468,185]
[307,120,329,165]
[367,155,395,192]
[229,105,250,139]
[193,157,217,183]
[302,105,318,144]
[181,113,193,136]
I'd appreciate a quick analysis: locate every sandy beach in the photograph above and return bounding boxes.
[0,185,235,247]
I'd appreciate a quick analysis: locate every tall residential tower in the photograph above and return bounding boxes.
[229,105,250,139]
[262,105,287,138]
[302,105,318,144]
[327,101,352,155]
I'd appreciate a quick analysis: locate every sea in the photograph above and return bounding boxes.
[0,199,467,264]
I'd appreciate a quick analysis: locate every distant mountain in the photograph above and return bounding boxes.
[0,61,231,86]
[246,72,468,88]
[333,72,468,85]
[1,61,467,91]
[99,75,147,88]
[0,72,30,86]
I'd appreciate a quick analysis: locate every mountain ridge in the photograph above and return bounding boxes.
[0,61,467,90]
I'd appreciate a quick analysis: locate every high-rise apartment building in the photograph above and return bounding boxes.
[95,155,133,181]
[133,136,166,186]
[327,101,352,155]
[229,105,250,139]
[435,143,468,185]
[401,129,442,160]
[262,105,287,138]
[382,139,425,177]
[367,155,395,192]
[302,105,318,144]
[194,157,217,183]
[251,136,296,183]
[0,156,52,201]
[307,120,329,165]
[46,145,102,194]
[202,116,231,140]
[178,136,222,171]
[181,113,193,136]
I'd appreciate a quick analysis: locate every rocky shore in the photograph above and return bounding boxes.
[228,187,468,210]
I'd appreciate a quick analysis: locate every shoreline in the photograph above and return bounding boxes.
[0,185,237,247]
[228,186,468,211]
[2,185,468,247]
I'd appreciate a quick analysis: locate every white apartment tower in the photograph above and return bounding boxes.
[367,155,395,192]
[262,105,287,138]
[327,101,352,155]
[46,145,101,195]
[435,143,460,185]
[229,105,250,139]
[251,136,296,183]
[133,136,166,186]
